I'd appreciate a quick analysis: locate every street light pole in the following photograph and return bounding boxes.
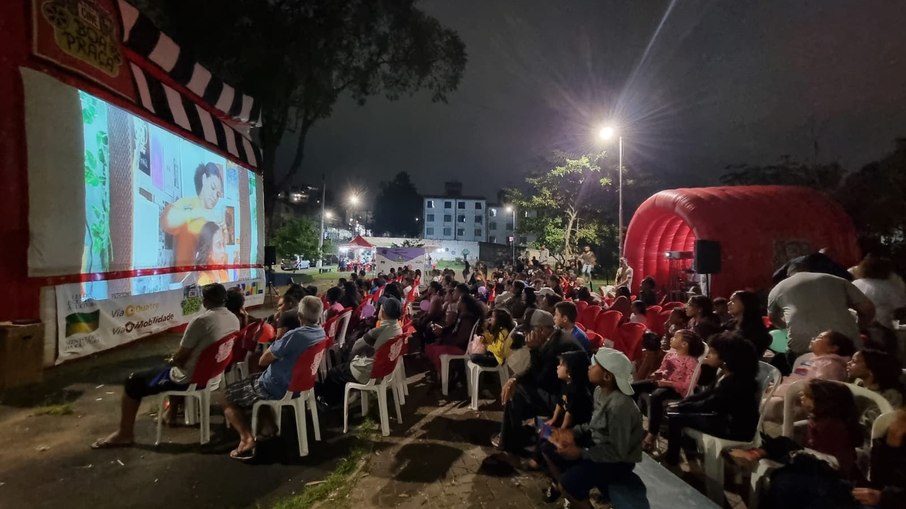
[618,135,623,258]
[317,174,326,268]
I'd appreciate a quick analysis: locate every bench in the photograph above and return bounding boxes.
[318,267,333,273]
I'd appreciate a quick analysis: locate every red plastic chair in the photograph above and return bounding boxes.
[155,331,240,445]
[661,301,686,310]
[251,336,330,456]
[575,300,589,313]
[343,333,408,436]
[648,309,672,337]
[576,322,587,332]
[609,297,631,320]
[258,322,277,344]
[578,305,602,329]
[618,322,648,362]
[593,310,623,344]
[585,330,605,352]
[647,305,663,315]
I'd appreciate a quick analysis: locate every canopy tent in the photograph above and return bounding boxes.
[623,186,860,298]
[340,235,374,249]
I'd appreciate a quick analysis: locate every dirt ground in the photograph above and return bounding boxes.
[0,329,361,509]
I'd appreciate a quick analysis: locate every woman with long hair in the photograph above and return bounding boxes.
[195,221,228,286]
[726,290,772,355]
[685,295,722,341]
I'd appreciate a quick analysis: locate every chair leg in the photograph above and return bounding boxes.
[470,365,480,411]
[701,438,726,503]
[185,397,197,426]
[377,387,390,436]
[295,401,309,457]
[343,386,351,434]
[392,385,402,425]
[155,394,166,446]
[361,392,369,417]
[274,404,283,436]
[441,356,450,396]
[306,392,322,442]
[200,392,210,444]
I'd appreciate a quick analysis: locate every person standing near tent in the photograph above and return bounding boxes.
[615,257,633,291]
[579,246,596,279]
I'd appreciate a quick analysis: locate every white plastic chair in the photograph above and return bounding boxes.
[782,380,895,438]
[251,338,329,456]
[681,361,782,503]
[872,411,897,440]
[155,332,239,446]
[684,344,710,398]
[440,320,479,397]
[343,334,407,436]
[466,356,509,411]
[790,352,815,374]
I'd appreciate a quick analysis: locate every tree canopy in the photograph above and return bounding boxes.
[131,0,466,236]
[272,217,322,260]
[373,172,422,237]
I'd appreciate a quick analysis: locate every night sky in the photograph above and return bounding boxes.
[278,0,906,205]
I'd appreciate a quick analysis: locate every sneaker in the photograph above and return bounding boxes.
[543,483,561,503]
[490,433,502,450]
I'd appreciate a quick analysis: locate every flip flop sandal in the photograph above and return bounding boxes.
[90,439,135,450]
[229,447,256,460]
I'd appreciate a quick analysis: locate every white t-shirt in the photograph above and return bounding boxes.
[170,307,240,383]
[768,272,871,353]
[853,277,906,329]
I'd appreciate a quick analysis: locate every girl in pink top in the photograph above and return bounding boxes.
[631,329,705,450]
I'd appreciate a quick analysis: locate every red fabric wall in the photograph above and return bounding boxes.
[623,186,861,298]
[0,1,41,320]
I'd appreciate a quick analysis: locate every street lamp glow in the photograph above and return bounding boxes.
[598,125,615,141]
[348,193,360,206]
[505,206,513,213]
[325,210,334,219]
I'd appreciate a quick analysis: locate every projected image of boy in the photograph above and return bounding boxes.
[195,222,229,285]
[160,162,224,267]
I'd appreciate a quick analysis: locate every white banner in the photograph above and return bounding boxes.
[55,273,264,364]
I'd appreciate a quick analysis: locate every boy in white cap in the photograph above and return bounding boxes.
[541,348,645,508]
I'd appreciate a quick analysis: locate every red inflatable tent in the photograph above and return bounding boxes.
[623,186,860,298]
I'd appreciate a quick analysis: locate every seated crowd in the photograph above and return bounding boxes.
[91,251,906,509]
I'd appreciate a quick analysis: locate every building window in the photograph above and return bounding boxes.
[426,227,434,236]
[458,215,466,223]
[489,236,497,244]
[489,222,497,230]
[444,201,452,209]
[475,202,482,210]
[443,227,451,236]
[474,229,482,236]
[426,200,435,209]
[444,214,452,222]
[489,208,498,217]
[457,228,465,236]
[505,222,514,230]
[427,214,435,222]
[458,202,466,209]
[474,215,482,224]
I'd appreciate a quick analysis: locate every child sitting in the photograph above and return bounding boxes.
[540,349,644,508]
[661,307,689,350]
[525,351,593,471]
[469,308,515,368]
[628,301,647,325]
[763,330,856,422]
[800,379,862,477]
[632,329,705,451]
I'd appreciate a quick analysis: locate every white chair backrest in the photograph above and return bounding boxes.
[754,361,783,441]
[469,318,481,339]
[781,378,809,438]
[872,411,897,440]
[335,310,353,349]
[846,382,895,415]
[684,344,711,398]
[791,352,816,374]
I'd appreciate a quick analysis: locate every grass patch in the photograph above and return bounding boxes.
[268,419,377,509]
[32,403,74,416]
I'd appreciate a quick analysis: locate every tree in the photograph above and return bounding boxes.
[508,154,612,261]
[719,155,844,192]
[373,171,422,236]
[272,217,321,260]
[131,0,466,238]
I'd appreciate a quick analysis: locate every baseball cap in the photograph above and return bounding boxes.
[529,309,555,327]
[591,348,634,396]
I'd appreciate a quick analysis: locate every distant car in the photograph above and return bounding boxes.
[280,258,311,272]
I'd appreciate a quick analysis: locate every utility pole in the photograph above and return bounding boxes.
[316,174,326,268]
